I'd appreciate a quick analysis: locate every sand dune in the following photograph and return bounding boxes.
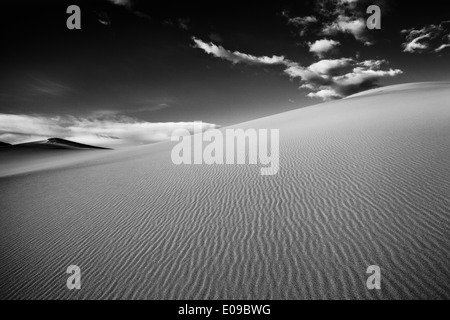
[12,138,111,150]
[0,138,112,178]
[0,82,449,299]
[0,149,113,179]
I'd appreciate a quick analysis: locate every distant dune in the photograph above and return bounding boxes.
[0,138,111,177]
[0,82,449,299]
[0,141,12,147]
[10,138,111,150]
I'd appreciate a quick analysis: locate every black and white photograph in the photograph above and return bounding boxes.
[0,0,449,306]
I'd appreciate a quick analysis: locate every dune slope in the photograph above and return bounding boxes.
[0,82,449,299]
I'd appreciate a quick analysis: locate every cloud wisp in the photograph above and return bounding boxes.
[281,11,318,36]
[107,0,132,8]
[402,21,450,53]
[106,0,151,21]
[29,78,74,97]
[192,38,287,65]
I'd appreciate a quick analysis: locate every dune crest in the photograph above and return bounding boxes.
[11,138,111,150]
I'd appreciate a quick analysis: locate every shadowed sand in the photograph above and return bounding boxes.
[0,82,449,299]
[0,138,111,177]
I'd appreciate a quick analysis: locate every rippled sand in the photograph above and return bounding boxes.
[1,82,449,299]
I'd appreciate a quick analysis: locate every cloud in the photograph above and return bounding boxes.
[165,18,192,31]
[97,12,111,26]
[307,89,340,100]
[322,15,369,44]
[281,11,318,36]
[107,0,132,7]
[177,18,191,31]
[283,0,371,44]
[330,67,402,97]
[291,16,318,25]
[30,79,74,97]
[192,38,402,101]
[283,13,318,27]
[91,103,171,118]
[403,33,431,53]
[308,58,353,76]
[435,44,450,52]
[106,0,151,20]
[0,113,219,147]
[309,39,340,57]
[285,58,402,100]
[192,37,287,65]
[402,22,450,53]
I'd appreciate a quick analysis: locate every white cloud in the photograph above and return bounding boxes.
[192,37,287,65]
[435,44,450,52]
[308,58,353,75]
[287,59,402,100]
[299,83,316,90]
[402,22,450,53]
[287,15,318,26]
[323,15,368,43]
[192,38,402,101]
[357,59,386,68]
[284,63,317,81]
[283,0,372,44]
[284,14,318,27]
[403,33,431,53]
[307,89,341,100]
[282,11,317,26]
[0,113,219,147]
[333,68,403,85]
[309,39,340,57]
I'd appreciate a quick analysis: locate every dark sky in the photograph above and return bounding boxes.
[1,0,449,145]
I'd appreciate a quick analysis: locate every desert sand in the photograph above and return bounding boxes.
[0,82,449,299]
